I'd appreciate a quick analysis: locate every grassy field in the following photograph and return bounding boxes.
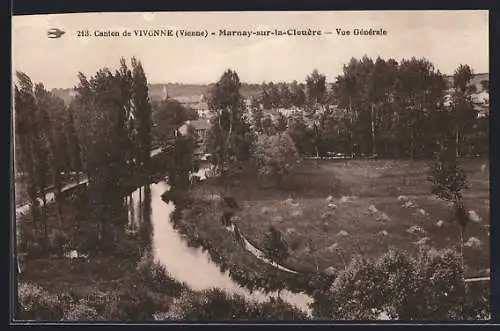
[194,158,490,277]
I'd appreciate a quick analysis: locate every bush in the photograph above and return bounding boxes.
[162,288,240,321]
[327,256,385,320]
[375,249,418,319]
[313,248,472,321]
[136,249,186,296]
[17,282,65,321]
[103,285,157,321]
[410,248,465,320]
[61,301,102,321]
[160,288,308,321]
[254,132,299,186]
[254,297,309,320]
[462,281,490,320]
[163,290,195,320]
[187,288,236,320]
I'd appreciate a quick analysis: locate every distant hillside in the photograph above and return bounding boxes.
[445,73,489,91]
[51,73,488,106]
[52,83,263,106]
[51,88,79,106]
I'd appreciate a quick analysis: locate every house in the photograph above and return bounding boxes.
[277,107,302,117]
[178,119,212,154]
[172,94,211,119]
[472,91,489,105]
[244,98,252,109]
[197,95,211,119]
[262,108,281,122]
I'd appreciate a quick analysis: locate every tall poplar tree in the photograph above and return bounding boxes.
[206,69,253,190]
[131,57,152,171]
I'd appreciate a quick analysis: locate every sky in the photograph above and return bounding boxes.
[12,11,489,89]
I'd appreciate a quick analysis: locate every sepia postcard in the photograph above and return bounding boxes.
[12,10,490,322]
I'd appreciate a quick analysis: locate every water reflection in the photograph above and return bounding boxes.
[125,186,153,251]
[125,177,313,314]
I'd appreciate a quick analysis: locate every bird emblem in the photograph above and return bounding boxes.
[47,28,65,39]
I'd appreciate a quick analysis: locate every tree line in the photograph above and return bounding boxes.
[14,55,488,242]
[248,57,488,159]
[14,57,153,245]
[201,57,487,197]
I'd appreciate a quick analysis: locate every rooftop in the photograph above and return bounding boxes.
[185,119,212,131]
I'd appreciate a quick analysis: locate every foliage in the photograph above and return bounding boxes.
[480,79,489,92]
[71,57,152,244]
[255,58,482,159]
[172,289,239,320]
[275,113,288,132]
[167,126,199,192]
[254,132,299,185]
[17,282,65,321]
[306,69,327,105]
[334,57,447,157]
[171,199,312,296]
[262,225,289,265]
[260,81,306,109]
[453,64,473,93]
[61,301,102,321]
[248,96,264,132]
[287,115,316,155]
[159,288,307,321]
[261,115,276,135]
[411,248,466,320]
[15,57,154,255]
[101,285,158,321]
[253,57,483,158]
[312,248,470,320]
[303,69,328,156]
[206,69,253,179]
[15,72,70,231]
[254,297,308,320]
[462,281,491,320]
[451,64,477,157]
[130,58,153,170]
[152,98,198,145]
[428,143,468,203]
[136,249,186,297]
[427,138,469,255]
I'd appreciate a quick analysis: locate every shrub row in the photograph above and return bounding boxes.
[310,247,490,320]
[17,250,308,322]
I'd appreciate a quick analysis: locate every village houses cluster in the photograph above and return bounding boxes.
[166,73,489,156]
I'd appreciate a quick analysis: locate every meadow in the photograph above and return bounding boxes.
[194,158,490,278]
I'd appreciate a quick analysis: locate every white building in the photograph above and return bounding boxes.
[179,119,212,141]
[178,119,212,155]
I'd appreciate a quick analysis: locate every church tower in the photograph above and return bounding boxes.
[163,84,169,101]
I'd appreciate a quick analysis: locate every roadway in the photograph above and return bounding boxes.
[15,146,165,216]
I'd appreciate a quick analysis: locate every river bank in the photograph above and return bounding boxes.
[188,159,490,278]
[16,162,490,321]
[172,162,490,320]
[169,197,329,295]
[17,189,187,321]
[17,174,311,321]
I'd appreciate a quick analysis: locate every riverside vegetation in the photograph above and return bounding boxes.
[15,56,490,321]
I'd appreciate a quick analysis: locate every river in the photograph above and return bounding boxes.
[125,171,313,314]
